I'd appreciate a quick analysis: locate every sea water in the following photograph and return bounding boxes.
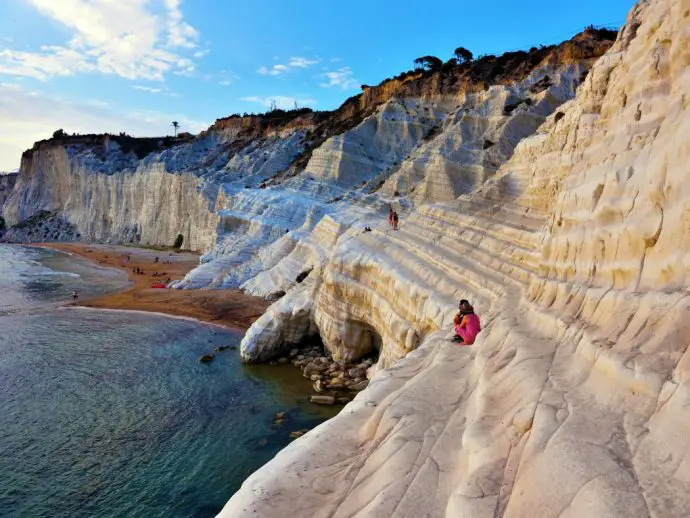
[0,245,335,517]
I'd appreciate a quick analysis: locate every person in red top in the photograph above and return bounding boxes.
[452,299,481,345]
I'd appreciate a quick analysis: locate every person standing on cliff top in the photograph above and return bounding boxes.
[72,291,78,303]
[452,300,481,344]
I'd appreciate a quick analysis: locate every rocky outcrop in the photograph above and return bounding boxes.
[0,172,17,208]
[222,0,690,516]
[0,210,78,243]
[0,172,18,234]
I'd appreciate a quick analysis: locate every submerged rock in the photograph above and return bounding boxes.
[199,354,215,363]
[309,395,335,405]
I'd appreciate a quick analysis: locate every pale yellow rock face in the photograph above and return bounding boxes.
[222,0,690,516]
[3,147,218,250]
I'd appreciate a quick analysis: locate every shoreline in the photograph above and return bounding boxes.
[61,305,240,331]
[30,242,270,332]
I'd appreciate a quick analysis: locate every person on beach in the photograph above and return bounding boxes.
[452,299,481,345]
[388,206,394,228]
[72,291,78,303]
[392,211,399,230]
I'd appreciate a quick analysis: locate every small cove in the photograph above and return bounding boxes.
[0,245,338,517]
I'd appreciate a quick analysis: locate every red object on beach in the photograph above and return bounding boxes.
[151,283,167,289]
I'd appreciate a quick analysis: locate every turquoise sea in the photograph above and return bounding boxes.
[0,245,333,517]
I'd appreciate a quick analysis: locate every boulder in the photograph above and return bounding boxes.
[313,380,327,393]
[348,367,366,379]
[310,395,335,405]
[199,354,215,363]
[289,348,299,358]
[278,357,288,364]
[350,380,369,391]
[275,411,286,419]
[336,397,351,405]
[303,362,321,376]
[289,429,309,439]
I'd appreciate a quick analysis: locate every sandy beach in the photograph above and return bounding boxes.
[34,243,270,330]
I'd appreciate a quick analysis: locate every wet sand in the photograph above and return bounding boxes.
[34,243,270,331]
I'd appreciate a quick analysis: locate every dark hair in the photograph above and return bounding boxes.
[458,299,474,313]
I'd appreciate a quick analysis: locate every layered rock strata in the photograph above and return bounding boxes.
[223,0,690,516]
[0,172,17,208]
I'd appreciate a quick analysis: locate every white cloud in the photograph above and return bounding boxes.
[218,80,232,86]
[163,0,197,48]
[132,85,163,94]
[239,95,316,110]
[319,67,359,90]
[0,83,207,170]
[0,0,200,81]
[257,56,318,76]
[193,49,209,58]
[131,84,179,97]
[288,57,317,68]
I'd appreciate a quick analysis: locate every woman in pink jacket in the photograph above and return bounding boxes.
[452,299,481,345]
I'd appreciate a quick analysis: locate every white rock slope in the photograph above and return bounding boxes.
[221,1,690,516]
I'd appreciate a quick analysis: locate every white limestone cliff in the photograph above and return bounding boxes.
[179,43,606,295]
[221,0,690,516]
[3,144,219,249]
[2,118,311,249]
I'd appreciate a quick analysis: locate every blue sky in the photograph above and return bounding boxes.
[0,0,636,171]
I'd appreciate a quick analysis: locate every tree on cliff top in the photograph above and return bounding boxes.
[413,56,443,72]
[52,129,66,139]
[172,121,179,137]
[454,47,474,64]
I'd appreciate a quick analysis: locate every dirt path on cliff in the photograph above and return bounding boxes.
[33,243,270,331]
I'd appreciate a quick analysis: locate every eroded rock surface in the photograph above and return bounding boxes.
[221,1,690,516]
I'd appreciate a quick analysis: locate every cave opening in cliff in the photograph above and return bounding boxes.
[361,323,382,356]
